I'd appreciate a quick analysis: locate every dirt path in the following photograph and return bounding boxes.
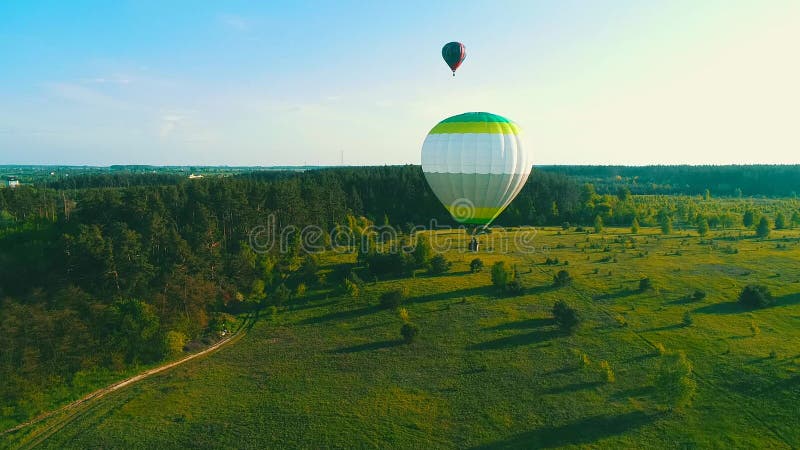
[2,313,255,448]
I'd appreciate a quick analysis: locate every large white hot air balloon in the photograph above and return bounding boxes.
[421,112,532,227]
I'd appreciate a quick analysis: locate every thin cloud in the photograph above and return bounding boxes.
[219,14,252,31]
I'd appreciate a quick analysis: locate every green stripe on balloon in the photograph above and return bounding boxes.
[440,112,511,123]
[428,121,520,135]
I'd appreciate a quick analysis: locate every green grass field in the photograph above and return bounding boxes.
[6,226,800,449]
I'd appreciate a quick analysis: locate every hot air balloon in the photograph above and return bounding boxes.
[421,112,532,228]
[441,41,466,76]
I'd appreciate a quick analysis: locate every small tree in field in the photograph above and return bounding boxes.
[553,270,572,287]
[469,258,484,273]
[553,300,580,333]
[660,217,673,235]
[738,284,773,309]
[639,277,653,291]
[775,212,787,230]
[427,254,451,275]
[743,210,755,228]
[655,350,696,409]
[697,216,709,236]
[594,215,604,233]
[380,287,408,309]
[491,261,512,289]
[631,217,640,234]
[401,323,419,343]
[756,217,771,239]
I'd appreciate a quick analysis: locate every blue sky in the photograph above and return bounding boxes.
[1,0,798,166]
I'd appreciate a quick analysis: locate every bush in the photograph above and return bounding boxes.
[504,279,525,296]
[491,261,512,289]
[692,290,706,301]
[364,252,412,277]
[401,323,419,343]
[599,360,615,383]
[343,279,360,298]
[553,300,580,333]
[428,254,452,275]
[553,270,572,287]
[639,277,653,291]
[469,258,484,273]
[379,287,407,309]
[274,283,292,305]
[655,350,696,409]
[682,312,693,327]
[738,284,773,308]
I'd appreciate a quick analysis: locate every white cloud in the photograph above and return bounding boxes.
[219,14,252,31]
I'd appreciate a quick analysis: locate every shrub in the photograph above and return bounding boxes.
[553,300,580,333]
[599,360,615,383]
[682,312,693,327]
[379,287,408,309]
[562,222,571,230]
[398,307,409,322]
[756,217,771,238]
[469,258,484,273]
[401,323,419,343]
[364,252,412,277]
[504,279,525,296]
[553,270,572,287]
[343,279,360,298]
[692,290,706,301]
[491,261,512,289]
[738,284,773,309]
[594,215,604,233]
[428,254,452,275]
[165,331,188,357]
[295,283,307,298]
[654,342,667,355]
[639,277,653,291]
[749,321,761,336]
[655,350,696,409]
[274,283,292,305]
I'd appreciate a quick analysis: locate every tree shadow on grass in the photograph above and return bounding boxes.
[484,318,554,332]
[693,301,743,314]
[470,411,660,449]
[639,323,685,333]
[468,327,562,351]
[299,305,381,325]
[594,289,640,301]
[541,381,604,395]
[331,339,402,354]
[410,285,493,304]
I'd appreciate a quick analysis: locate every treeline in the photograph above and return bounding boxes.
[0,166,581,421]
[539,165,800,197]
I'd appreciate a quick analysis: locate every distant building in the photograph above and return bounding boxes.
[5,176,19,188]
[188,173,204,179]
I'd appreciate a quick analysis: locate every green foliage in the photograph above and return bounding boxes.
[631,217,640,234]
[655,351,697,409]
[553,270,572,287]
[697,216,709,236]
[692,290,706,301]
[504,279,525,296]
[756,217,771,238]
[553,300,580,333]
[491,261,512,290]
[593,215,604,233]
[274,283,292,304]
[774,212,787,230]
[738,284,773,309]
[343,279,360,298]
[427,254,452,275]
[660,216,673,235]
[743,210,755,228]
[164,331,188,357]
[379,287,408,309]
[639,277,653,291]
[682,312,693,327]
[469,258,484,273]
[413,235,434,267]
[400,323,419,344]
[598,360,615,383]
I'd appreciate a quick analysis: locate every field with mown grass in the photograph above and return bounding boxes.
[7,226,800,449]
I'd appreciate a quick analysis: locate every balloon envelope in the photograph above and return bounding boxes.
[441,42,466,74]
[421,112,532,226]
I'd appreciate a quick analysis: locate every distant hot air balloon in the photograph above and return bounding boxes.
[421,112,532,227]
[442,41,466,76]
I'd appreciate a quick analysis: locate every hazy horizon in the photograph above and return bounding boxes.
[2,1,799,166]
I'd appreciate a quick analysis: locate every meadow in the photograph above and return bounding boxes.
[6,224,800,449]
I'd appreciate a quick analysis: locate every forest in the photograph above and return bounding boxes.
[1,165,799,426]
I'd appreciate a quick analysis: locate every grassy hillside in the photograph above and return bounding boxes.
[7,227,800,449]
